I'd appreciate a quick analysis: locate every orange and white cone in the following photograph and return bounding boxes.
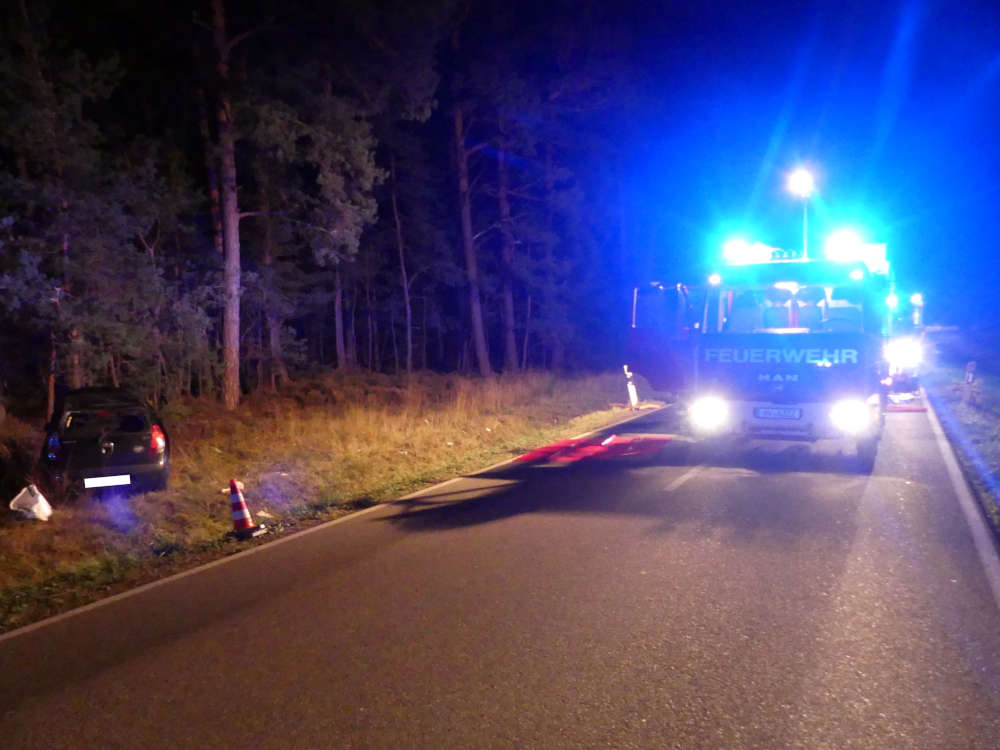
[229,478,267,539]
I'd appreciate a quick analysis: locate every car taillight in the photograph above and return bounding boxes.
[150,425,166,455]
[46,433,60,461]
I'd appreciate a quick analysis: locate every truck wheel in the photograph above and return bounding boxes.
[855,437,877,474]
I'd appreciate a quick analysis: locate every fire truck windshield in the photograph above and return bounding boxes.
[705,282,876,335]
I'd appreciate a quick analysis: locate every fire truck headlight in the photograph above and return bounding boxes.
[885,337,922,371]
[690,396,729,432]
[829,399,871,435]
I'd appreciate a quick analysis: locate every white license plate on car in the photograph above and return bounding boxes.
[84,475,132,488]
[754,407,801,420]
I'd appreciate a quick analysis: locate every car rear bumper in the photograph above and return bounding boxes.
[48,462,168,489]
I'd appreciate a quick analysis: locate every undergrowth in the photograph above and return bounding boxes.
[923,331,1000,534]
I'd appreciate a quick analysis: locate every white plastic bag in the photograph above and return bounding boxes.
[9,484,53,521]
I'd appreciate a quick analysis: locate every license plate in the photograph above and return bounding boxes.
[754,407,801,420]
[84,474,132,488]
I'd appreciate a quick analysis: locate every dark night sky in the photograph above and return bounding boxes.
[605,0,1000,324]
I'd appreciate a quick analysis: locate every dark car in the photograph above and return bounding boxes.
[40,387,170,494]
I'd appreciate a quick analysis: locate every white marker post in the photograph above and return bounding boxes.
[623,365,639,409]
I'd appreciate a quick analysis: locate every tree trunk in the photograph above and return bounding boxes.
[212,0,241,410]
[366,280,375,369]
[197,88,224,256]
[497,135,519,373]
[46,332,56,422]
[453,104,492,376]
[109,351,120,388]
[346,285,358,368]
[69,327,83,388]
[543,143,564,370]
[420,296,427,370]
[259,183,290,390]
[521,294,532,370]
[390,305,399,374]
[334,267,347,369]
[436,313,444,367]
[255,310,264,390]
[389,154,413,374]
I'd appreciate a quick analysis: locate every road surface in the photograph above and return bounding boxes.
[2,399,999,748]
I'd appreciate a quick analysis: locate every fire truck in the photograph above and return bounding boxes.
[627,239,892,470]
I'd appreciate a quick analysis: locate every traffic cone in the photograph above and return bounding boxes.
[228,478,267,540]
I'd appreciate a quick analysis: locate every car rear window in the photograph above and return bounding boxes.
[63,410,148,437]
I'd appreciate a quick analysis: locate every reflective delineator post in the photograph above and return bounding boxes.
[963,361,977,404]
[228,478,267,540]
[624,365,639,409]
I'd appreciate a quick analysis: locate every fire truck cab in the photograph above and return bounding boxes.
[628,243,891,471]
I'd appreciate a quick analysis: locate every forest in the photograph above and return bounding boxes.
[0,0,645,415]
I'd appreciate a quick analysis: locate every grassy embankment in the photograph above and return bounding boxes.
[922,329,1000,534]
[0,371,654,632]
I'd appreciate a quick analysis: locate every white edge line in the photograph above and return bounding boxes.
[923,389,1000,613]
[0,405,667,642]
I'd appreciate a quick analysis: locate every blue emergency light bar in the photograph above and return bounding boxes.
[722,238,797,265]
[721,231,888,275]
[823,230,888,274]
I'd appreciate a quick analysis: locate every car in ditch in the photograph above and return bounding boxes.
[40,387,170,494]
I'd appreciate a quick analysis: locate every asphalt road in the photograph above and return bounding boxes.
[2,401,1000,749]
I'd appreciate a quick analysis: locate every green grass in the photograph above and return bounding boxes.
[0,371,658,632]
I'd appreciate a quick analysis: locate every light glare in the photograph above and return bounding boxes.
[722,237,752,263]
[829,399,870,435]
[885,338,923,370]
[722,238,775,265]
[787,168,815,198]
[690,396,729,432]
[824,233,889,275]
[825,229,864,260]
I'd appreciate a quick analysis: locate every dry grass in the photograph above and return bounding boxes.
[923,332,1000,534]
[0,371,642,630]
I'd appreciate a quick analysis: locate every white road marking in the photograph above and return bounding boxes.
[665,464,705,492]
[924,390,1000,613]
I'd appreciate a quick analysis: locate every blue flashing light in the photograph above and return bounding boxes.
[886,293,899,310]
[722,238,787,266]
[849,268,864,281]
[824,229,889,275]
[722,238,753,263]
[910,292,924,306]
[825,229,864,260]
[708,273,722,286]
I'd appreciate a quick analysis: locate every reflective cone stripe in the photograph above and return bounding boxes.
[229,478,256,531]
